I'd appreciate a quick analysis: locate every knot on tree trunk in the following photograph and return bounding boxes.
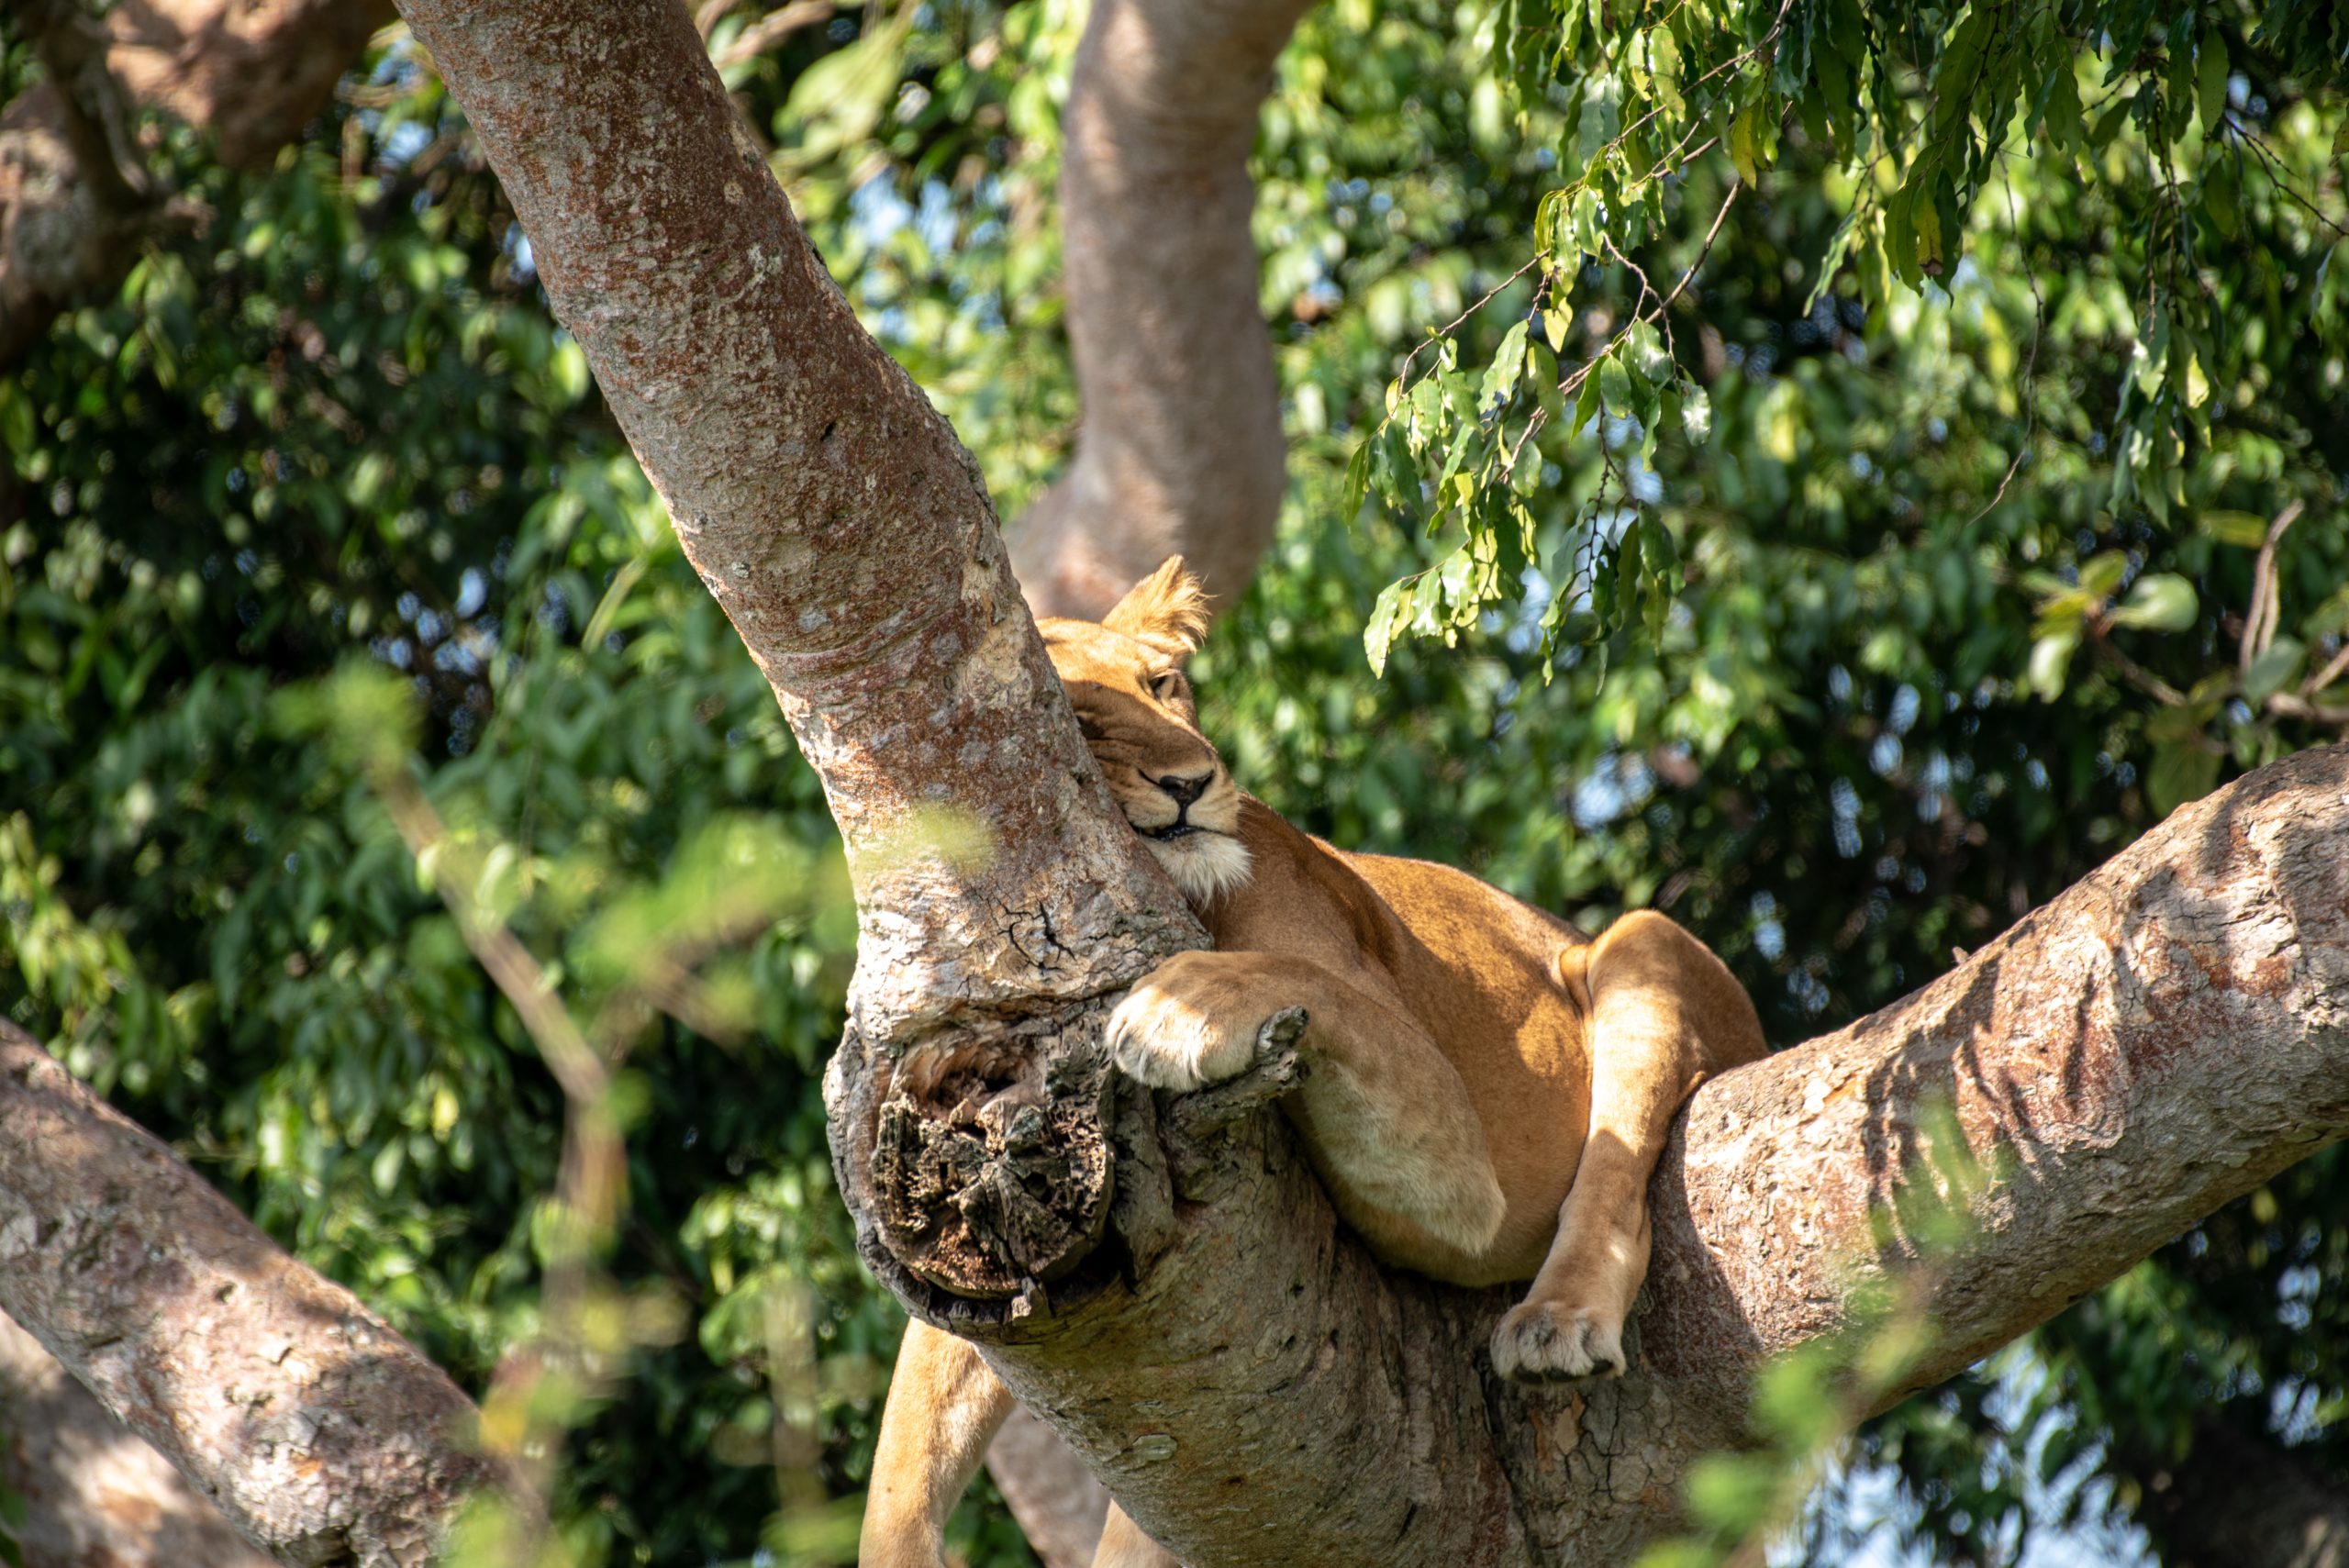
[868,1021,1120,1306]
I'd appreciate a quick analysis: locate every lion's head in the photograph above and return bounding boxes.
[1040,557,1252,905]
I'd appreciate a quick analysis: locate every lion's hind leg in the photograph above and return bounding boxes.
[1490,910,1765,1383]
[863,1320,1016,1567]
[1093,1503,1185,1567]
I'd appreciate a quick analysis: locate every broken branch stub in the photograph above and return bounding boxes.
[869,1021,1120,1301]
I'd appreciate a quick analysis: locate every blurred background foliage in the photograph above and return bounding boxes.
[2,0,2344,1564]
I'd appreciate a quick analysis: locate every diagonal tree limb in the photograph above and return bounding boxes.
[0,1023,512,1568]
[0,1314,276,1568]
[1007,0,1317,620]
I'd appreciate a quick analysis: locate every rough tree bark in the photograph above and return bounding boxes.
[1004,0,1309,621]
[0,1315,273,1568]
[0,1023,507,1568]
[988,1,1317,1550]
[389,5,2349,1565]
[0,0,391,369]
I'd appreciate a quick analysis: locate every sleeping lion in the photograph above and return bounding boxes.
[863,557,1765,1567]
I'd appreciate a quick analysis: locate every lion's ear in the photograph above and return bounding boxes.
[1101,555,1211,660]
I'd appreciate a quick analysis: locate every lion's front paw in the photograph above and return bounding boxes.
[1489,1298,1628,1385]
[1103,951,1268,1093]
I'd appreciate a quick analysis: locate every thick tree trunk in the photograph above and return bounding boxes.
[362,6,2349,1564]
[988,0,1318,1547]
[1006,0,1310,620]
[0,0,391,369]
[0,1024,507,1568]
[0,1315,274,1568]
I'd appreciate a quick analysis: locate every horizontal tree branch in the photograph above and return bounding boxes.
[0,1023,507,1568]
[920,745,2349,1566]
[0,1313,274,1568]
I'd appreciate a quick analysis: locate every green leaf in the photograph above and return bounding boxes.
[1885,180,1922,290]
[2029,628,2080,701]
[1364,578,1411,677]
[1687,1452,1778,1533]
[1479,319,1531,419]
[1572,364,1606,437]
[1728,98,1774,185]
[2204,153,2240,239]
[2242,637,2304,705]
[1626,319,1671,384]
[1542,304,1573,353]
[1341,435,1374,519]
[2078,551,2130,599]
[1599,353,1632,415]
[2106,573,2198,631]
[2040,55,2085,150]
[2197,30,2229,133]
[2147,744,2221,816]
[2198,509,2270,548]
[1680,383,1711,442]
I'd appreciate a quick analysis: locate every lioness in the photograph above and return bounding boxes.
[863,558,1765,1568]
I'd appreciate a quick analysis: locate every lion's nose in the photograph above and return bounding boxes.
[1156,772,1213,809]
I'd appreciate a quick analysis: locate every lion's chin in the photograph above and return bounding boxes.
[1145,829,1252,904]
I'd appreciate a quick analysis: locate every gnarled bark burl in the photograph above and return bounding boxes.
[388,4,2349,1564]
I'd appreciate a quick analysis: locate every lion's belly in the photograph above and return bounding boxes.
[1338,964,1593,1287]
[1349,863,1598,1286]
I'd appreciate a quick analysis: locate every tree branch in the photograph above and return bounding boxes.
[0,1314,275,1568]
[924,747,2349,1566]
[0,1024,509,1568]
[0,0,392,370]
[1007,0,1316,620]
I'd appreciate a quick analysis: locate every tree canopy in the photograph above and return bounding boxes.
[1,1,2344,1565]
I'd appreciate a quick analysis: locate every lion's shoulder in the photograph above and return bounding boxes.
[1206,799,1585,998]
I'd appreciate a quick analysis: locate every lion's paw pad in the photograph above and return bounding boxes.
[1490,1300,1627,1385]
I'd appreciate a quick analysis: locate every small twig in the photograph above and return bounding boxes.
[714,0,835,65]
[2264,691,2349,727]
[1504,405,1551,477]
[1559,181,1741,404]
[2239,500,2305,674]
[2232,128,2349,243]
[2301,640,2349,701]
[1397,258,1542,382]
[1962,164,2045,528]
[2085,620,2192,710]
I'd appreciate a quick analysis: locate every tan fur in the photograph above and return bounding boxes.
[861,559,1766,1567]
